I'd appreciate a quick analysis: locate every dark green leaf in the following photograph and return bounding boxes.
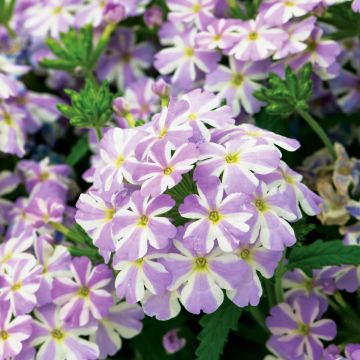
[196,300,242,360]
[287,240,360,273]
[65,135,90,166]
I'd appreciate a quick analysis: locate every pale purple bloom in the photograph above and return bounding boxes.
[24,0,80,39]
[154,28,220,87]
[179,177,252,253]
[0,171,20,229]
[0,231,34,271]
[31,304,99,360]
[259,160,322,218]
[163,328,186,354]
[0,301,31,359]
[0,56,28,99]
[205,58,270,115]
[227,240,282,307]
[75,190,121,252]
[195,139,280,194]
[52,257,114,326]
[113,251,171,303]
[273,16,316,60]
[330,68,360,114]
[118,0,150,16]
[163,240,251,314]
[282,269,334,313]
[144,5,163,29]
[142,289,182,320]
[228,15,287,61]
[196,18,239,50]
[353,0,360,12]
[211,123,300,152]
[17,157,70,197]
[34,236,71,307]
[76,0,125,28]
[118,77,160,124]
[0,257,42,315]
[114,191,177,259]
[345,344,360,359]
[266,296,336,360]
[242,182,297,250]
[134,141,199,197]
[178,88,234,141]
[289,26,341,73]
[0,103,26,157]
[97,128,146,191]
[259,0,320,25]
[135,99,193,160]
[26,196,65,228]
[6,198,34,238]
[97,28,154,90]
[90,301,144,359]
[167,0,216,29]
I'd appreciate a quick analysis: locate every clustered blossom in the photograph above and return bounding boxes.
[76,87,321,319]
[1,0,360,358]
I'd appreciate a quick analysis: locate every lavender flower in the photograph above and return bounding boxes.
[134,141,199,197]
[205,58,270,115]
[114,191,177,259]
[0,257,42,315]
[163,328,186,354]
[52,257,114,326]
[266,296,336,360]
[90,301,144,359]
[31,304,99,360]
[164,240,251,314]
[179,177,252,253]
[155,28,220,88]
[0,301,32,359]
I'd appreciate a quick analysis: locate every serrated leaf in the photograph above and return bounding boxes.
[287,240,360,273]
[196,300,242,360]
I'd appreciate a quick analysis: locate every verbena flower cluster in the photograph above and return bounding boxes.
[1,0,360,359]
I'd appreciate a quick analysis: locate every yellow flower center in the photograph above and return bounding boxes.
[255,199,268,212]
[208,210,221,223]
[3,113,13,126]
[122,53,132,62]
[188,112,198,121]
[213,34,221,41]
[298,323,310,335]
[105,208,115,221]
[193,3,202,13]
[225,153,239,164]
[285,1,295,6]
[194,257,208,270]
[0,331,8,341]
[184,47,194,57]
[78,287,90,297]
[163,167,173,175]
[138,215,148,227]
[51,329,65,340]
[159,128,167,139]
[52,6,62,15]
[1,253,12,264]
[40,171,50,181]
[11,282,21,291]
[248,32,259,41]
[240,249,251,260]
[134,258,144,267]
[115,155,124,168]
[231,73,244,87]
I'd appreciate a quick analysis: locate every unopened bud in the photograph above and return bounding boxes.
[144,6,163,29]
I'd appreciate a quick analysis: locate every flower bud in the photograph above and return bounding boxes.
[104,1,125,24]
[144,6,163,29]
[152,78,170,98]
[112,97,130,115]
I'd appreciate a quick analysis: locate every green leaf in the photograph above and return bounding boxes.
[58,80,115,130]
[292,219,316,243]
[196,300,242,360]
[287,240,360,273]
[253,63,312,118]
[65,135,90,166]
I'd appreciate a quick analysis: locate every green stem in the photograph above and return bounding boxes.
[95,127,103,141]
[296,108,337,161]
[248,307,270,334]
[50,222,84,244]
[327,296,342,313]
[89,22,116,71]
[124,112,135,128]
